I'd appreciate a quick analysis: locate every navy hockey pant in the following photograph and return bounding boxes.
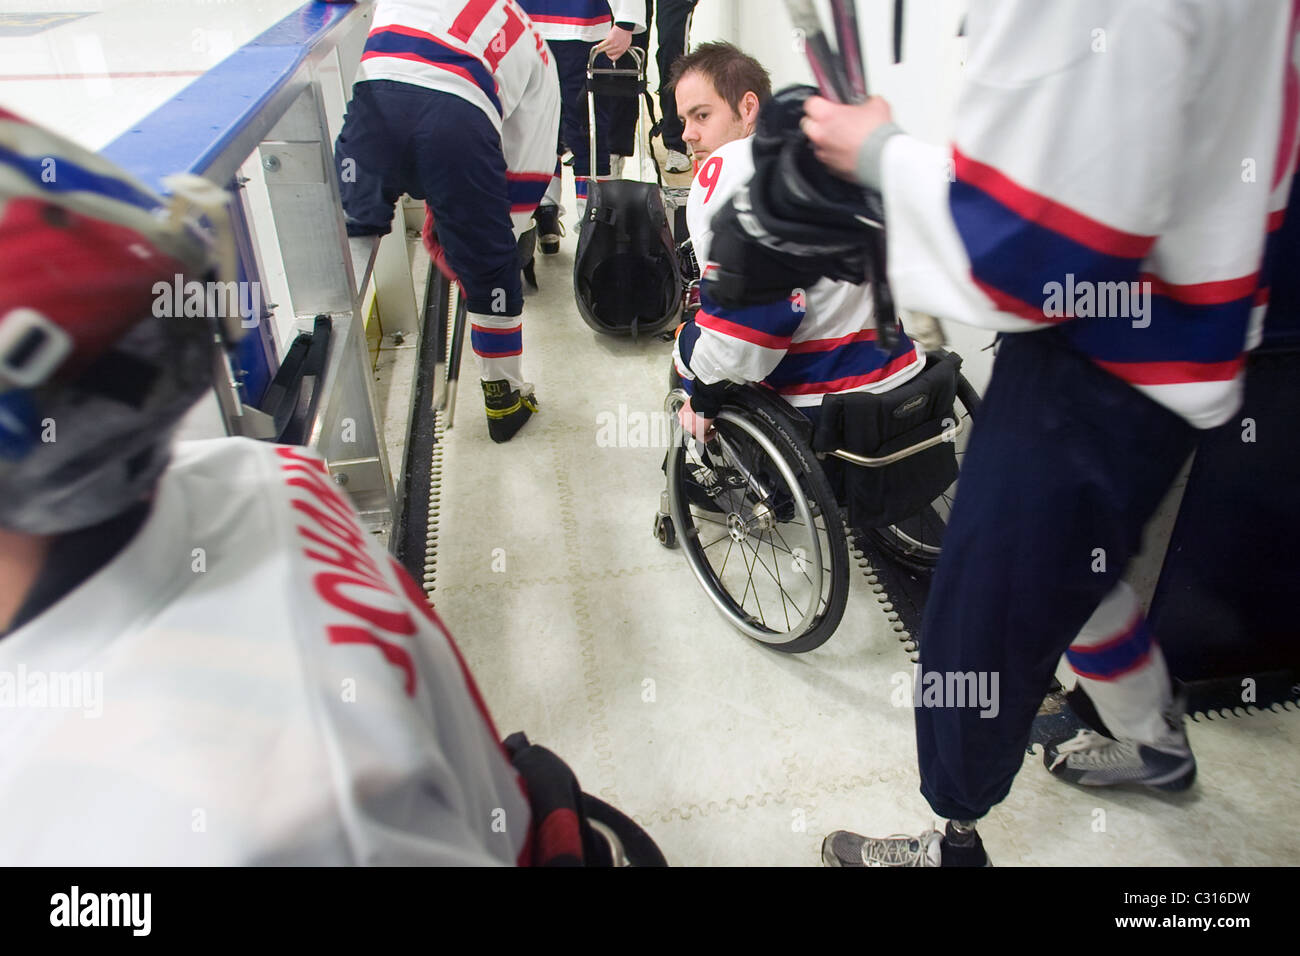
[334,80,522,318]
[603,0,653,157]
[915,329,1197,821]
[656,0,696,153]
[550,39,613,204]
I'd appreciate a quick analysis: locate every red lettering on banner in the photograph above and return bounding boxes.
[298,525,385,586]
[285,472,361,526]
[327,626,416,696]
[314,572,418,637]
[275,445,329,474]
[291,498,377,568]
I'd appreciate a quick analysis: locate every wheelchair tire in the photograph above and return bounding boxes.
[666,388,849,653]
[866,371,981,570]
[581,793,669,866]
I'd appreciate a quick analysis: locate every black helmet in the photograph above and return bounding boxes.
[703,85,887,309]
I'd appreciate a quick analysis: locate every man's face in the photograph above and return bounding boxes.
[677,70,752,164]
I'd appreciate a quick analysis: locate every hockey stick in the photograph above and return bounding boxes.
[783,0,852,103]
[828,0,868,101]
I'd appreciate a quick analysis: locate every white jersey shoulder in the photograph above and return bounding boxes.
[686,135,755,269]
[0,438,529,865]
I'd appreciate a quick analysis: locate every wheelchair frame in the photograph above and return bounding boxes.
[658,354,979,652]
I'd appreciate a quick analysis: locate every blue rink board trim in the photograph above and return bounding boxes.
[101,2,355,407]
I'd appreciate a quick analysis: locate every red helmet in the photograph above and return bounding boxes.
[0,108,224,533]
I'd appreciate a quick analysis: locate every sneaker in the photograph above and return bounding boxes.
[482,379,538,443]
[665,149,693,174]
[1045,688,1196,791]
[684,462,727,513]
[1044,728,1196,791]
[534,204,564,256]
[822,821,990,867]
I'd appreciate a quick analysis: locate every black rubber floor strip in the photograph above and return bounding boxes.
[394,265,446,584]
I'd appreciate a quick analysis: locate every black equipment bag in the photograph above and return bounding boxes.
[574,179,682,337]
[811,350,961,530]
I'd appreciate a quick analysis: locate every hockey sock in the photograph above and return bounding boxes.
[469,311,525,389]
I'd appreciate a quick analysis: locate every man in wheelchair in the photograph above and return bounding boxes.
[667,43,925,444]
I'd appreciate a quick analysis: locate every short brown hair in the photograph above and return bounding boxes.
[668,42,772,117]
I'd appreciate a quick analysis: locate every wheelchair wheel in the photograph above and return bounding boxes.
[867,372,981,570]
[666,389,849,653]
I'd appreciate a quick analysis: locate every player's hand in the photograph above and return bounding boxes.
[678,400,716,443]
[802,95,894,182]
[595,25,633,61]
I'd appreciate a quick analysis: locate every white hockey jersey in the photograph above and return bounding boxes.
[357,0,562,234]
[518,1,646,42]
[0,439,530,865]
[880,0,1300,429]
[676,135,923,409]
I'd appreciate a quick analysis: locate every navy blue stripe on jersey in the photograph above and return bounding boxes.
[518,1,611,27]
[950,178,1147,323]
[1063,296,1251,368]
[676,319,702,368]
[0,143,161,213]
[696,286,804,349]
[363,28,503,116]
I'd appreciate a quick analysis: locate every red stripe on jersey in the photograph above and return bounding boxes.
[1269,206,1288,231]
[696,310,792,350]
[787,328,879,354]
[1092,355,1245,386]
[529,13,611,26]
[1142,271,1260,306]
[506,171,554,183]
[484,6,527,70]
[971,276,1069,323]
[388,557,515,758]
[450,0,498,42]
[471,324,523,336]
[776,349,921,396]
[1254,286,1271,306]
[359,50,489,102]
[954,148,1157,259]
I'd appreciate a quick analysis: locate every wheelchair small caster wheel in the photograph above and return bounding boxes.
[654,513,677,549]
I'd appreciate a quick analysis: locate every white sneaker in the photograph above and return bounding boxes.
[665,150,693,174]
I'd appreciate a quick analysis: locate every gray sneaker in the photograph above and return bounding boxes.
[1045,690,1196,791]
[1045,729,1196,791]
[822,828,943,867]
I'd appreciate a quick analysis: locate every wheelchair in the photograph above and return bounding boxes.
[654,351,980,653]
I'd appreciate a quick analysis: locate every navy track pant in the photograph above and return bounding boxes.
[915,329,1197,821]
[334,80,522,318]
